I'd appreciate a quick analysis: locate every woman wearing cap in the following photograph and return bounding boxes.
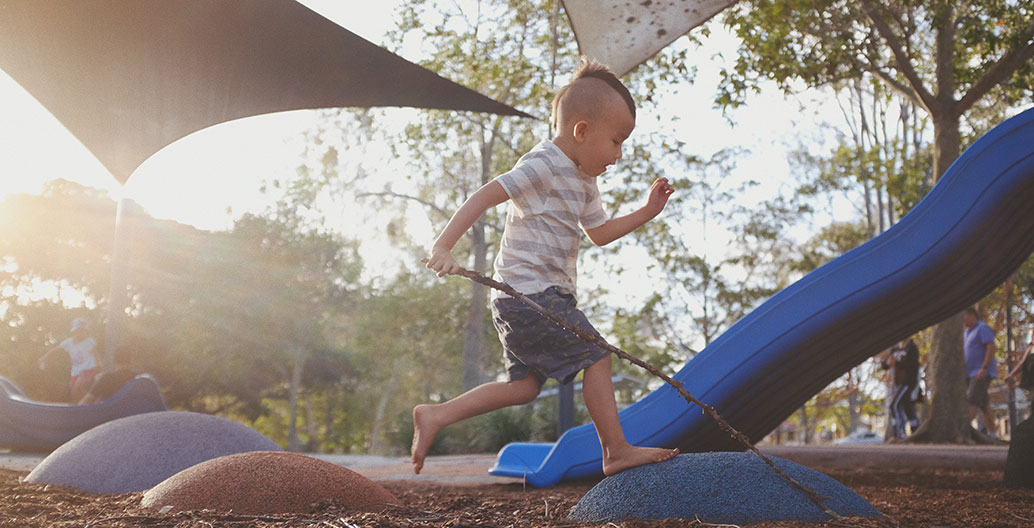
[39,317,101,402]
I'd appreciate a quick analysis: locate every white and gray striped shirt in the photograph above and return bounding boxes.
[492,140,607,299]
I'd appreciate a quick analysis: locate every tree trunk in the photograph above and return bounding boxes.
[323,386,336,451]
[368,369,399,454]
[848,369,860,433]
[909,313,975,443]
[304,393,319,452]
[909,97,971,442]
[798,406,810,444]
[461,130,499,390]
[909,9,970,440]
[931,112,961,180]
[287,344,308,452]
[462,219,490,390]
[862,178,875,237]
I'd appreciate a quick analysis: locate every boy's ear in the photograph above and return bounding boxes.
[572,120,589,142]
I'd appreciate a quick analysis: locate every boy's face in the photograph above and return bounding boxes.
[576,101,635,178]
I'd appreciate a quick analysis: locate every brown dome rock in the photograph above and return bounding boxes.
[142,451,399,515]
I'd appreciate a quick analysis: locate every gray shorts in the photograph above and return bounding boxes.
[966,375,992,408]
[491,286,610,386]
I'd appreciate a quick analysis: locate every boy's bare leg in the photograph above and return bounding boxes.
[582,355,678,476]
[412,376,541,474]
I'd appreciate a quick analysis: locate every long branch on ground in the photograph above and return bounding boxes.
[454,267,841,520]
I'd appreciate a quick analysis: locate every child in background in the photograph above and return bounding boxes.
[39,317,100,402]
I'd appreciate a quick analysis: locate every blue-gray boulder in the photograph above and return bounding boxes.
[568,452,881,525]
[25,411,280,493]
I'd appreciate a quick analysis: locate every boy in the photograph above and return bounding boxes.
[416,58,678,476]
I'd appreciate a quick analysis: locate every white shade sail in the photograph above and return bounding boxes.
[562,0,738,76]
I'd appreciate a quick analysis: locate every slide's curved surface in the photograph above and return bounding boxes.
[490,106,1034,487]
[0,374,168,451]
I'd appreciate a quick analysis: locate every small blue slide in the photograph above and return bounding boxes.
[0,374,167,451]
[490,106,1034,487]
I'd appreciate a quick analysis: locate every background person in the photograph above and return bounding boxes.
[78,346,139,405]
[962,306,998,438]
[886,336,921,439]
[38,317,100,402]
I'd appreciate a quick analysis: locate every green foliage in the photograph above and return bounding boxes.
[794,221,871,274]
[719,1,1034,112]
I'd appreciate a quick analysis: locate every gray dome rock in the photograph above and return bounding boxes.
[25,411,280,493]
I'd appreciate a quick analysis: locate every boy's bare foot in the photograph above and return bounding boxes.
[602,444,679,476]
[411,404,442,474]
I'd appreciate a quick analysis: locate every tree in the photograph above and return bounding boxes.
[228,213,361,450]
[792,79,933,236]
[720,0,1034,443]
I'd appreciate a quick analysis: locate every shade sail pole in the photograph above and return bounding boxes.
[103,197,135,370]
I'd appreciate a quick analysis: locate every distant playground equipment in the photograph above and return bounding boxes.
[0,374,167,451]
[491,105,1034,486]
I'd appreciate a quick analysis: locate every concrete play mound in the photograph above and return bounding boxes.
[142,451,399,514]
[568,452,881,525]
[25,411,280,494]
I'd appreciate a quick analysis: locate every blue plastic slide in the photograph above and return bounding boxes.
[490,106,1034,487]
[0,374,167,451]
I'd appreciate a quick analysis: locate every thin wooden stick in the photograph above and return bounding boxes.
[454,267,840,520]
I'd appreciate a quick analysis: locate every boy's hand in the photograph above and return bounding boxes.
[422,246,462,277]
[645,177,675,216]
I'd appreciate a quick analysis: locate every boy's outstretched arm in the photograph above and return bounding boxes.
[584,177,674,246]
[423,180,509,277]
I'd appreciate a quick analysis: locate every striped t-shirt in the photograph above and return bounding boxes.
[492,140,607,299]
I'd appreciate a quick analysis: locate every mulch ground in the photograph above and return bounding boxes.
[0,466,1031,527]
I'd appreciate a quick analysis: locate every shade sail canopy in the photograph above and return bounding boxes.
[562,0,738,77]
[0,1,531,184]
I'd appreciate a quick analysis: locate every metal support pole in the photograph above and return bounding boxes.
[557,381,575,437]
[1007,301,1017,435]
[103,197,134,371]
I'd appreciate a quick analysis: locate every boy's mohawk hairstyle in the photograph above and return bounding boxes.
[550,56,636,132]
[572,57,636,119]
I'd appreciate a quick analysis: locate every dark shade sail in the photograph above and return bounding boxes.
[0,1,532,183]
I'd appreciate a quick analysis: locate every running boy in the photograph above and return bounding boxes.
[415,58,678,476]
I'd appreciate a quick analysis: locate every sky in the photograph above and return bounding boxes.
[0,1,843,288]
